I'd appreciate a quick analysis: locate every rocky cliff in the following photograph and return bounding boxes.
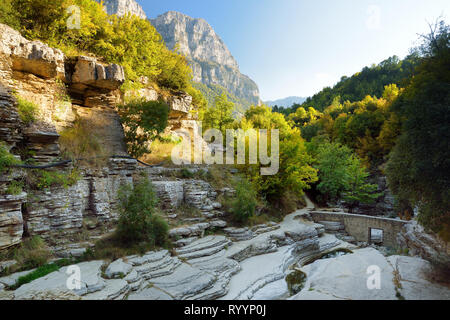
[95,0,147,19]
[150,11,261,110]
[0,23,200,252]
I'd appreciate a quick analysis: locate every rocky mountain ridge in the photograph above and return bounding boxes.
[150,11,261,109]
[266,96,307,108]
[95,0,147,19]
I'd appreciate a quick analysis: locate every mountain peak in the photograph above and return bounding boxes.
[151,11,260,110]
[96,0,147,20]
[266,96,307,108]
[150,11,239,70]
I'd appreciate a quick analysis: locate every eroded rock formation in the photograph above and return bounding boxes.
[0,23,135,248]
[397,221,450,271]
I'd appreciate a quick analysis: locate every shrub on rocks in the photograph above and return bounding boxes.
[0,143,19,173]
[15,95,38,125]
[13,236,52,270]
[115,179,169,247]
[231,178,258,224]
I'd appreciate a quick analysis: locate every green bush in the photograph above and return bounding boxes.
[59,118,107,165]
[231,178,258,223]
[149,215,169,246]
[13,236,52,270]
[0,143,20,173]
[5,180,24,195]
[15,96,38,125]
[115,179,169,246]
[27,169,80,190]
[180,168,195,179]
[11,258,74,289]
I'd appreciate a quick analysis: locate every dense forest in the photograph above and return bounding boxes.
[201,21,450,239]
[274,54,420,116]
[0,0,448,240]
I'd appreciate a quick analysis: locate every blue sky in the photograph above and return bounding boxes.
[140,0,449,101]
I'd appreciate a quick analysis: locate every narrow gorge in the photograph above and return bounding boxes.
[0,0,449,302]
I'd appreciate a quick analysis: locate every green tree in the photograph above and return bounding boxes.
[118,100,169,158]
[315,142,353,201]
[386,21,450,237]
[342,155,382,212]
[102,14,165,81]
[203,92,235,133]
[0,0,20,29]
[243,111,318,204]
[314,142,380,205]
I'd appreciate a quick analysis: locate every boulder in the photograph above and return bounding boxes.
[397,221,450,270]
[209,220,227,228]
[166,92,193,119]
[13,261,106,299]
[149,263,216,300]
[83,279,129,300]
[229,239,278,262]
[387,255,450,300]
[105,259,133,279]
[291,248,398,300]
[0,23,65,79]
[71,56,125,90]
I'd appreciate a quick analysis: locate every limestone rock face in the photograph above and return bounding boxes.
[290,248,450,300]
[71,56,125,90]
[151,11,237,69]
[0,84,22,148]
[0,24,64,80]
[151,181,184,210]
[24,158,137,242]
[397,221,450,270]
[166,92,193,119]
[151,11,260,108]
[96,0,147,20]
[387,255,450,300]
[24,179,90,238]
[0,193,26,250]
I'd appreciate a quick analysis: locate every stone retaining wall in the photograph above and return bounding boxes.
[310,211,408,247]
